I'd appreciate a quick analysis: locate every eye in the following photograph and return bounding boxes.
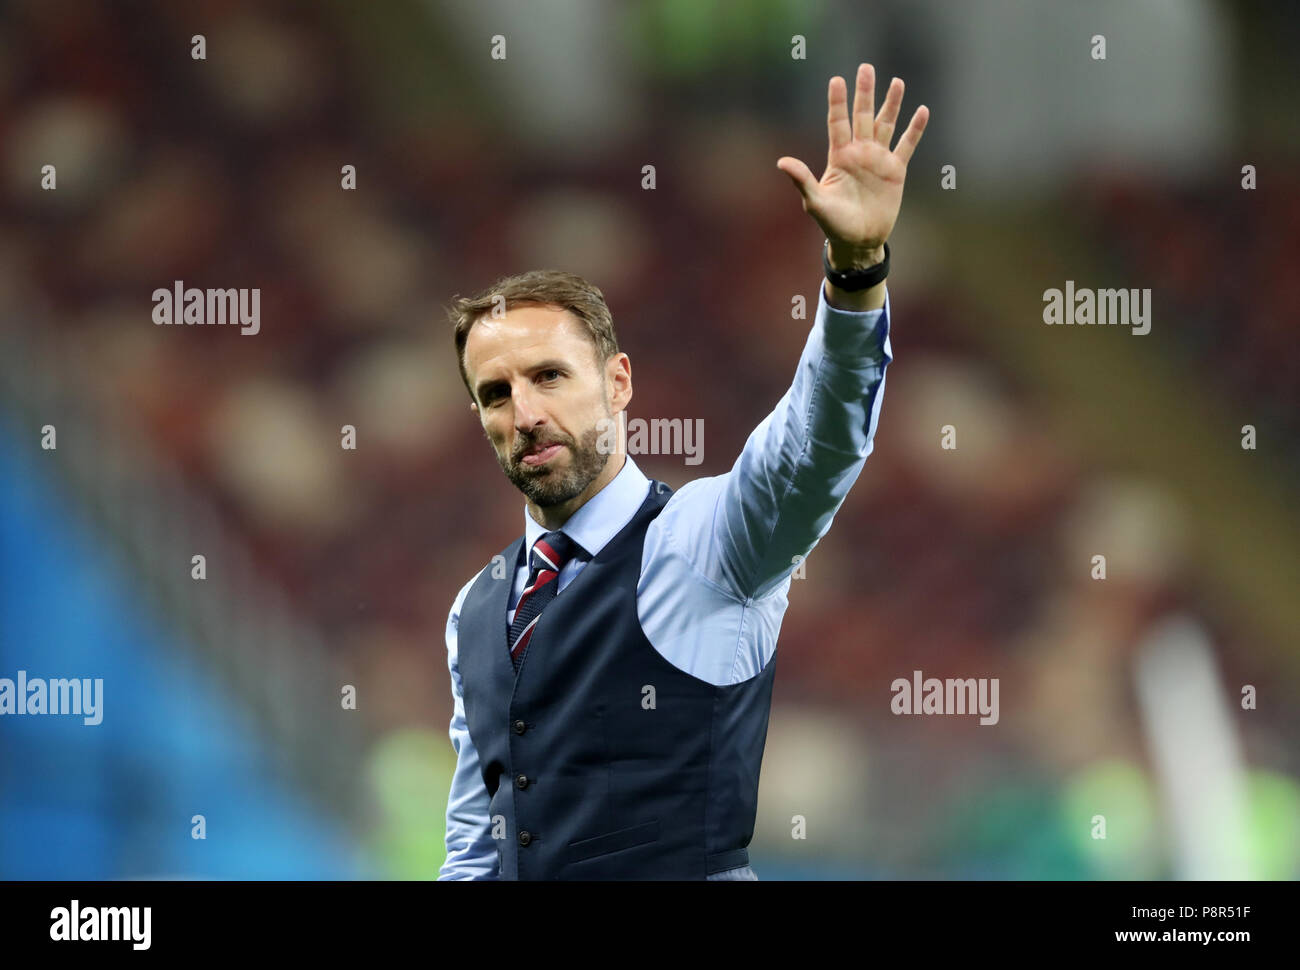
[541,369,562,382]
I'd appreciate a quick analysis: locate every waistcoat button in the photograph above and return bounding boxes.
[516,774,529,789]
[518,830,532,846]
[512,719,527,734]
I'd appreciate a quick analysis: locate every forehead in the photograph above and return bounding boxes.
[464,303,593,375]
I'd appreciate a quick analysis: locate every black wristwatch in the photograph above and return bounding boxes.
[823,240,889,291]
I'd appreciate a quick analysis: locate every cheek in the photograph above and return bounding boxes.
[483,417,509,447]
[583,391,609,421]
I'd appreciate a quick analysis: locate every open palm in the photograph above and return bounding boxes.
[778,63,929,257]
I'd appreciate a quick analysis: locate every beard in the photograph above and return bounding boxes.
[496,421,609,508]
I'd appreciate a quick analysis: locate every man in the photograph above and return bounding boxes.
[439,63,928,880]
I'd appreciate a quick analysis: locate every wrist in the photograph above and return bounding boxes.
[822,238,889,310]
[826,240,886,271]
[824,277,885,312]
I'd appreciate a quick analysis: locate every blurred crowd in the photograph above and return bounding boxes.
[1081,170,1300,478]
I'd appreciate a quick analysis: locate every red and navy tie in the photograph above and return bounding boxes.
[508,531,585,670]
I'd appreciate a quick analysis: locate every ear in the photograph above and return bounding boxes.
[607,353,632,412]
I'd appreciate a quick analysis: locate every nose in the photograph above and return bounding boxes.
[511,380,547,435]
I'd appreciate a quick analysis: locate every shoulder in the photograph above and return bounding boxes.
[446,566,490,645]
[443,569,490,679]
[651,473,729,529]
[450,572,480,616]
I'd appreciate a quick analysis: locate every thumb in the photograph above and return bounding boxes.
[776,156,817,203]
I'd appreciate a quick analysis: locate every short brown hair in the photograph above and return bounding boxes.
[445,269,620,404]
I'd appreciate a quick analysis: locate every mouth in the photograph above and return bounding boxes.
[518,442,564,467]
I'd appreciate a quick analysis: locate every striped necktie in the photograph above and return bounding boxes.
[508,531,585,670]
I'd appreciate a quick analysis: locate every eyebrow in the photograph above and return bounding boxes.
[475,359,572,402]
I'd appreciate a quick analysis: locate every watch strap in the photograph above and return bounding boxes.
[823,240,889,291]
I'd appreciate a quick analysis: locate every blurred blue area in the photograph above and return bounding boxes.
[0,426,367,879]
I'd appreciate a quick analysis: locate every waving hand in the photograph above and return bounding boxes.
[778,63,929,266]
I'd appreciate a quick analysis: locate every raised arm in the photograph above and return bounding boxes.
[654,64,927,604]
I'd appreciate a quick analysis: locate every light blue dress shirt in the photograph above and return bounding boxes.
[440,283,893,880]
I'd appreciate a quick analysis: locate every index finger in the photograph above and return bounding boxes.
[827,76,852,153]
[893,105,930,165]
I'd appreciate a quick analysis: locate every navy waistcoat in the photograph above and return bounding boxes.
[456,479,778,879]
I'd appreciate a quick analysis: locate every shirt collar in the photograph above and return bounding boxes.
[523,454,651,563]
